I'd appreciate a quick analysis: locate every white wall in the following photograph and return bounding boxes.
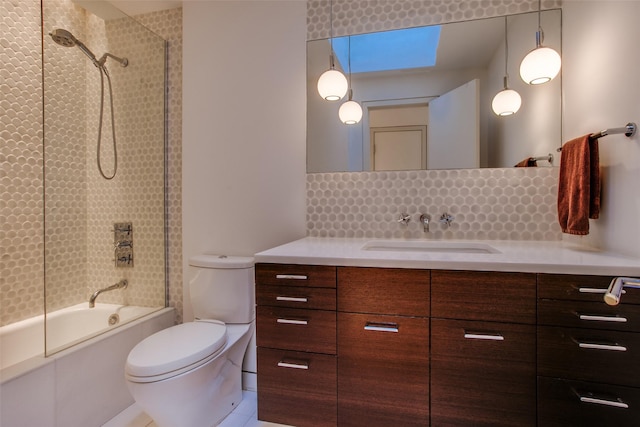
[562,1,640,257]
[182,1,307,321]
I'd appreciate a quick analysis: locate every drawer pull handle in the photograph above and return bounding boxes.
[464,333,505,341]
[578,287,626,295]
[277,318,308,325]
[364,322,399,333]
[276,296,308,303]
[578,314,628,323]
[276,274,308,280]
[578,395,629,409]
[277,361,309,370]
[578,342,627,352]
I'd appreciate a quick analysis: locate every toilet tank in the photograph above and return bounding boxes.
[188,255,255,324]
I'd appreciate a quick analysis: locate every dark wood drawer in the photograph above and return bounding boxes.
[337,267,429,317]
[257,285,336,310]
[539,274,640,304]
[538,326,640,387]
[431,270,536,324]
[539,299,640,332]
[337,312,429,426]
[257,347,337,427]
[257,306,336,354]
[256,263,336,288]
[431,319,536,427]
[538,376,640,427]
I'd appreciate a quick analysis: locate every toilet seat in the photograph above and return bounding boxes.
[125,320,228,383]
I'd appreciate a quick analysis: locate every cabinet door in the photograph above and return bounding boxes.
[257,306,336,354]
[431,270,536,324]
[337,312,429,427]
[538,325,640,387]
[338,267,429,316]
[538,376,640,427]
[258,347,337,427]
[256,263,336,288]
[431,318,536,427]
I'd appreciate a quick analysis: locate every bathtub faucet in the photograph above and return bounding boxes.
[89,279,128,308]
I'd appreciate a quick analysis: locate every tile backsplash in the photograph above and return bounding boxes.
[307,0,563,40]
[307,167,561,241]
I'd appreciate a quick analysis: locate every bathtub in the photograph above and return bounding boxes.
[1,303,160,371]
[0,303,175,427]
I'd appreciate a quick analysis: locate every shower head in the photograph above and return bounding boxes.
[49,28,100,67]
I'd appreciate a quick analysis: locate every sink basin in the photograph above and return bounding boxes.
[361,240,501,254]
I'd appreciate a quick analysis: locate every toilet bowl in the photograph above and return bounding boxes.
[125,255,255,427]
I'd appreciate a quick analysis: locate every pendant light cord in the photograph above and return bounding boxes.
[347,35,353,99]
[329,0,335,68]
[537,0,544,46]
[504,16,509,81]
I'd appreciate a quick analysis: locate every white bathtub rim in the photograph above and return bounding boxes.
[1,307,174,384]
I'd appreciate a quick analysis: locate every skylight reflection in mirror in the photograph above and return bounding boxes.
[333,26,441,74]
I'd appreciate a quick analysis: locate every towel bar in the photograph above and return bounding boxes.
[590,122,636,139]
[529,153,553,163]
[557,122,637,152]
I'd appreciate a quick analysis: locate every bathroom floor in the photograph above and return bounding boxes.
[103,391,289,427]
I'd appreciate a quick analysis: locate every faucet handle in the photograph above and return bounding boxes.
[440,213,455,228]
[397,213,411,225]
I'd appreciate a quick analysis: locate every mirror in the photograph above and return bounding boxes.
[307,10,562,173]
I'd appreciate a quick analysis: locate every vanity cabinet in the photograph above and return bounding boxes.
[537,274,640,426]
[256,264,338,427]
[256,262,639,427]
[337,267,430,427]
[430,270,537,427]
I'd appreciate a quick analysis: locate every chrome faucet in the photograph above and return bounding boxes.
[419,214,431,232]
[89,279,128,308]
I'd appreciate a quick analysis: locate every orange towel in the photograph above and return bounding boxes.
[557,134,600,235]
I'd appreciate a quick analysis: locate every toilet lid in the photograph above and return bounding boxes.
[126,320,227,378]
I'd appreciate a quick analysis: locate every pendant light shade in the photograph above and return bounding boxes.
[339,95,363,124]
[492,17,521,116]
[317,67,349,101]
[492,88,522,116]
[519,0,561,85]
[317,0,347,101]
[519,44,561,85]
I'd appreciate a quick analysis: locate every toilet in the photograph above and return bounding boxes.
[125,255,255,427]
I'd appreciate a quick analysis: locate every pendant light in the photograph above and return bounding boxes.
[338,36,362,124]
[492,16,521,116]
[519,0,561,85]
[317,0,348,101]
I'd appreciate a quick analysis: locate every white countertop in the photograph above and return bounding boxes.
[255,237,640,276]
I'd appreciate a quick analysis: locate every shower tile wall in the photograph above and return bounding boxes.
[305,0,562,241]
[42,0,89,314]
[0,0,184,327]
[1,0,45,326]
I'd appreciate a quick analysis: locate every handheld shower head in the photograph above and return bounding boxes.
[49,28,100,67]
